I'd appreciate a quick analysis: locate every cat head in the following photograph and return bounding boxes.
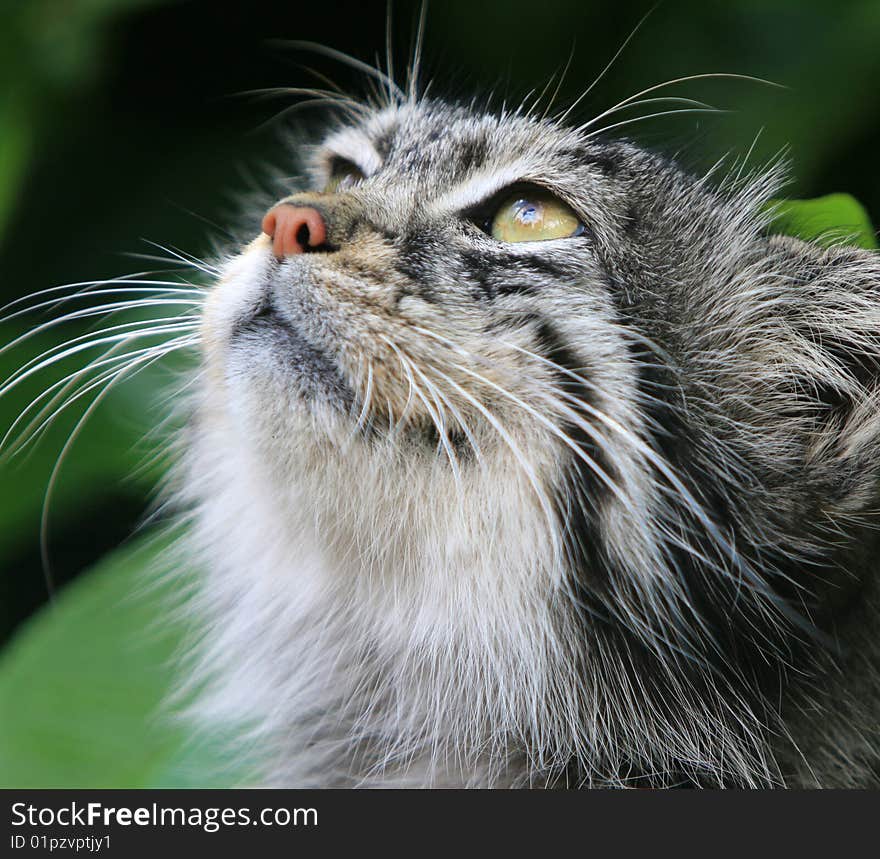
[199,95,880,644]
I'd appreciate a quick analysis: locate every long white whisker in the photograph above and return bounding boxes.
[2,315,199,388]
[495,339,752,578]
[450,360,635,516]
[272,40,406,103]
[406,359,469,484]
[26,340,197,454]
[353,361,375,436]
[576,72,781,134]
[0,274,203,316]
[407,1,429,102]
[384,0,397,106]
[237,85,367,107]
[536,44,577,121]
[1,298,202,353]
[3,337,197,457]
[415,365,485,464]
[4,342,148,454]
[411,324,757,616]
[140,240,219,277]
[253,97,370,132]
[557,4,656,123]
[380,335,461,481]
[37,346,177,594]
[425,362,562,568]
[586,107,726,139]
[120,251,217,273]
[0,322,199,399]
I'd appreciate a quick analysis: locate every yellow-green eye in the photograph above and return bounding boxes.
[323,160,365,194]
[490,190,584,242]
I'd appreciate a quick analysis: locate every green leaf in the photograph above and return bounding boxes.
[0,530,244,788]
[767,193,878,250]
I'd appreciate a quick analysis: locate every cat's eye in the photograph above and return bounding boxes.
[324,159,365,194]
[489,190,584,243]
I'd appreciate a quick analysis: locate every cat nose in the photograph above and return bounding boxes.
[261,204,328,258]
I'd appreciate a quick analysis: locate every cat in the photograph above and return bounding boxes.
[9,45,880,788]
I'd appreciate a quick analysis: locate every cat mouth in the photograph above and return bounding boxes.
[229,300,355,409]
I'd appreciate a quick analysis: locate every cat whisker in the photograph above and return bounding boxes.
[409,325,761,635]
[407,0,429,103]
[0,273,202,317]
[390,358,418,439]
[1,297,202,346]
[448,358,636,519]
[352,360,375,437]
[586,107,728,140]
[237,84,365,106]
[499,342,811,621]
[255,99,369,134]
[270,39,405,106]
[0,320,200,400]
[8,338,197,460]
[573,72,783,133]
[416,366,485,466]
[384,0,396,107]
[139,240,220,277]
[556,3,658,124]
[380,334,462,484]
[37,344,185,595]
[240,87,371,127]
[3,336,196,459]
[535,44,577,121]
[422,361,564,570]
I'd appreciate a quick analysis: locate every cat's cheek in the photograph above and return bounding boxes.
[200,234,274,370]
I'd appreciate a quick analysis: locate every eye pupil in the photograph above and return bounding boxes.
[514,200,542,225]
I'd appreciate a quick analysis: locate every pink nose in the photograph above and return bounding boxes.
[261,204,327,258]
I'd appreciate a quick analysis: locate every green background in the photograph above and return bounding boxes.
[1,0,878,787]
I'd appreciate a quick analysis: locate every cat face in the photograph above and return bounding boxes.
[203,100,634,435]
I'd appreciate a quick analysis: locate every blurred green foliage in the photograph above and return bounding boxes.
[0,0,168,233]
[0,530,246,787]
[0,0,878,787]
[1,533,186,787]
[767,194,878,250]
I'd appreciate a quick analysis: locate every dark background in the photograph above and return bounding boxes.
[2,0,879,643]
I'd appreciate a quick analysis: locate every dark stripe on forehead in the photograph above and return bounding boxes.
[371,124,397,160]
[456,136,490,175]
[567,144,628,176]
